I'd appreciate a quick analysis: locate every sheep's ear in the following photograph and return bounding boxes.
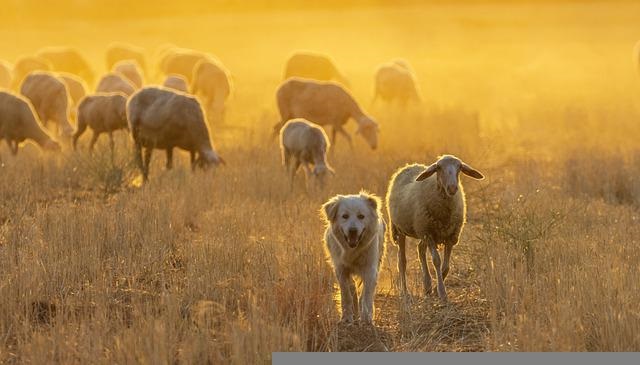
[461,163,484,180]
[321,198,340,223]
[415,163,437,181]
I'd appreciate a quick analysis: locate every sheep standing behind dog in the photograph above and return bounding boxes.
[274,78,379,150]
[11,56,51,90]
[0,60,11,89]
[20,72,74,139]
[163,75,189,92]
[159,49,211,84]
[373,60,421,106]
[96,72,136,96]
[113,60,144,89]
[191,59,231,125]
[59,73,88,122]
[127,87,224,181]
[279,118,333,190]
[386,155,484,301]
[36,47,94,85]
[73,92,128,152]
[321,192,386,324]
[0,91,61,157]
[284,51,349,86]
[106,42,147,74]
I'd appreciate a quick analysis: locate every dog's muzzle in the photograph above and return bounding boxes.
[345,228,363,248]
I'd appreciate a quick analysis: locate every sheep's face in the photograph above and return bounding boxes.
[322,193,380,249]
[312,164,334,188]
[356,117,379,150]
[416,155,485,197]
[197,150,225,169]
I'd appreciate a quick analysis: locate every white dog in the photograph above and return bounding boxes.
[321,191,386,324]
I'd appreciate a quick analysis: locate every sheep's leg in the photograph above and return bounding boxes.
[335,267,355,324]
[89,131,99,153]
[337,127,353,150]
[190,151,197,171]
[143,148,153,181]
[442,244,453,280]
[418,239,433,296]
[166,148,173,170]
[108,132,115,162]
[290,159,300,192]
[134,142,144,176]
[429,245,448,301]
[394,226,408,296]
[9,140,18,155]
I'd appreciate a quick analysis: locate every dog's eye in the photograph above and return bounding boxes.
[357,214,365,220]
[342,214,349,219]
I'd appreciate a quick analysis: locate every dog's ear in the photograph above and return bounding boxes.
[321,197,340,223]
[360,191,381,214]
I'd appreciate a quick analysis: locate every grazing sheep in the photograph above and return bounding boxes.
[11,56,51,90]
[284,51,349,86]
[36,47,94,85]
[20,72,73,138]
[96,72,136,96]
[321,191,386,324]
[274,78,379,150]
[113,60,144,88]
[127,87,224,181]
[0,91,60,157]
[162,75,189,92]
[191,59,231,124]
[159,48,212,83]
[0,60,11,89]
[59,73,88,122]
[73,92,128,152]
[279,118,334,190]
[373,60,421,106]
[106,42,147,73]
[386,155,484,301]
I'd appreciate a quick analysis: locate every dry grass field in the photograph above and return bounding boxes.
[1,1,640,362]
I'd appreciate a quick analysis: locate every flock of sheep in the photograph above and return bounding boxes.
[0,43,483,325]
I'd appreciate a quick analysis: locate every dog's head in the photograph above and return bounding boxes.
[321,191,381,249]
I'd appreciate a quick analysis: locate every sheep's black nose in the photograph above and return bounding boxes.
[447,186,458,195]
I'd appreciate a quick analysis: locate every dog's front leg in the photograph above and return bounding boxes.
[360,266,378,325]
[335,267,354,324]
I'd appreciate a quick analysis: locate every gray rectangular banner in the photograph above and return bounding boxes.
[273,352,638,365]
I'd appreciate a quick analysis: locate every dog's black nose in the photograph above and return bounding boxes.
[348,228,358,236]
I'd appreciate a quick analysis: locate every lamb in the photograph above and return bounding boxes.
[0,60,11,89]
[106,42,147,74]
[36,47,94,85]
[162,75,189,92]
[386,155,484,301]
[59,73,88,122]
[0,91,60,157]
[11,56,51,90]
[274,78,379,150]
[127,87,224,181]
[373,60,421,106]
[284,51,349,86]
[279,118,334,190]
[96,72,136,96]
[112,60,144,88]
[20,72,74,138]
[73,92,128,153]
[191,59,231,124]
